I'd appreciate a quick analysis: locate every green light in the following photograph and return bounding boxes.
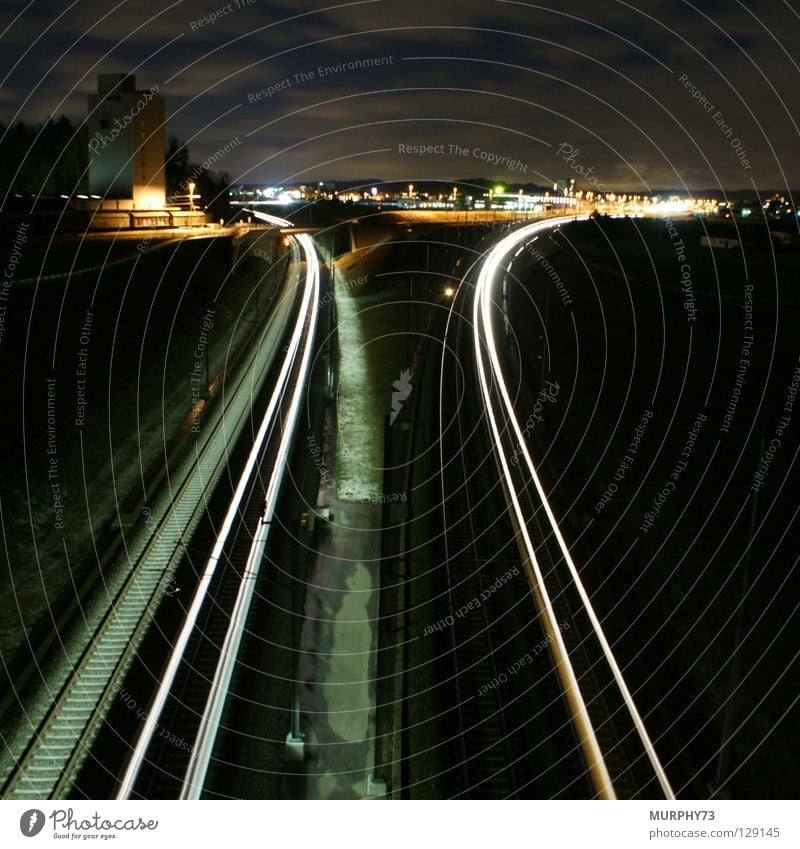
[494,184,505,195]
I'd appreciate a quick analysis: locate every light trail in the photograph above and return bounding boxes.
[469,216,675,800]
[179,233,320,798]
[246,209,292,228]
[116,229,319,800]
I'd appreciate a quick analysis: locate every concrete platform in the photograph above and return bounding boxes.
[288,249,390,799]
[295,501,381,798]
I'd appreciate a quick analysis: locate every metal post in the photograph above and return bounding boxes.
[285,522,305,762]
[205,304,212,396]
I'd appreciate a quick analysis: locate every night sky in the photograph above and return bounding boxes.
[2,0,800,191]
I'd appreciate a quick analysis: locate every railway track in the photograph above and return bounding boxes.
[437,250,591,799]
[2,229,320,801]
[116,229,320,799]
[438,352,518,798]
[468,216,675,800]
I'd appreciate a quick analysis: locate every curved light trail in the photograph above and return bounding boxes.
[469,215,675,800]
[116,225,320,800]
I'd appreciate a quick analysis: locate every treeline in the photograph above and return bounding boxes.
[164,136,231,212]
[0,119,230,211]
[0,116,88,196]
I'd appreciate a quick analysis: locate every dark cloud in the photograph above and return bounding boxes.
[1,0,799,190]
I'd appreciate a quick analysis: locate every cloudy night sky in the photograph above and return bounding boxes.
[2,0,800,191]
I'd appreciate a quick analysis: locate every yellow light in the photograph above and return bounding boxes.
[444,287,455,297]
